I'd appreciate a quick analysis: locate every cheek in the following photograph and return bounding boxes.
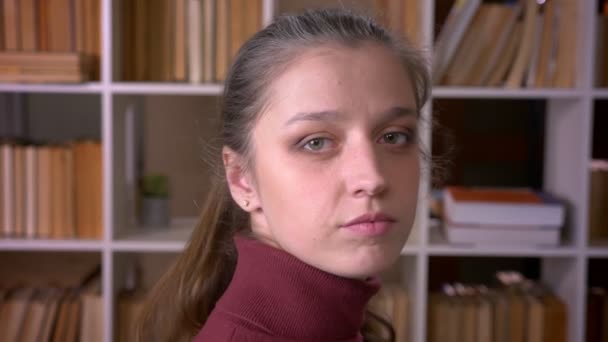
[386,154,420,201]
[255,150,337,216]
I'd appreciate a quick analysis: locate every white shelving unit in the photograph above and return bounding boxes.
[1,1,606,341]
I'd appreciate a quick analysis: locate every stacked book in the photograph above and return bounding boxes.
[0,141,103,240]
[0,0,100,83]
[433,0,576,88]
[586,287,608,342]
[121,0,263,83]
[428,271,567,342]
[0,259,102,342]
[442,186,566,247]
[368,282,409,342]
[589,160,608,243]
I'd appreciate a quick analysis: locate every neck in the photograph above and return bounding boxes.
[213,233,380,341]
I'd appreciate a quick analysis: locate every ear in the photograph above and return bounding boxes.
[222,146,260,212]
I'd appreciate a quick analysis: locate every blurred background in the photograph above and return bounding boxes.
[0,0,606,341]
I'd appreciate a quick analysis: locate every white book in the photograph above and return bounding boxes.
[432,0,481,84]
[24,146,38,239]
[525,14,544,88]
[188,0,202,83]
[202,0,216,83]
[443,220,561,246]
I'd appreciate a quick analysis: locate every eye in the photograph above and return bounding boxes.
[303,137,332,152]
[378,132,411,145]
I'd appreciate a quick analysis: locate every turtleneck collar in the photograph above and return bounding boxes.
[213,234,380,341]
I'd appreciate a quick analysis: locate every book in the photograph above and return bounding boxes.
[552,0,577,87]
[589,160,608,242]
[215,0,230,82]
[586,288,605,342]
[368,282,409,342]
[202,0,216,83]
[429,273,568,342]
[505,0,539,88]
[432,0,482,84]
[442,220,561,247]
[443,186,566,227]
[187,0,202,83]
[487,21,523,87]
[534,0,558,87]
[0,141,103,241]
[476,3,522,86]
[24,145,38,239]
[1,144,14,237]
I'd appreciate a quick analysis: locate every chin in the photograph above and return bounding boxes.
[337,246,401,279]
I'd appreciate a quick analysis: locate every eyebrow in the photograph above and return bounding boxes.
[284,106,417,127]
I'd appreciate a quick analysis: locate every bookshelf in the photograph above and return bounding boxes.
[0,0,606,341]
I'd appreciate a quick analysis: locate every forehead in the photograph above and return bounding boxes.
[263,42,416,120]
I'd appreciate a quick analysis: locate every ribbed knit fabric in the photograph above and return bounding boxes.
[193,234,380,342]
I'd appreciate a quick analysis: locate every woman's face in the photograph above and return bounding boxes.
[226,42,420,278]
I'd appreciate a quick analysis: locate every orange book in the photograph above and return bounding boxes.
[215,0,230,82]
[74,0,86,53]
[36,147,52,239]
[387,0,402,33]
[24,146,38,239]
[74,142,89,238]
[48,0,73,52]
[62,147,76,238]
[50,147,65,239]
[38,0,50,51]
[84,0,101,80]
[20,0,38,50]
[3,0,19,50]
[402,0,419,44]
[91,142,103,239]
[447,187,542,204]
[1,144,15,238]
[542,294,567,342]
[174,0,187,81]
[0,144,5,237]
[444,186,565,227]
[229,0,245,61]
[552,0,576,87]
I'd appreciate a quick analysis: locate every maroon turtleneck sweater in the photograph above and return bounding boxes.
[193,234,380,341]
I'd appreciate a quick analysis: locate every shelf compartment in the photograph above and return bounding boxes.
[594,89,608,98]
[0,239,104,251]
[432,87,583,99]
[0,83,104,94]
[110,83,223,95]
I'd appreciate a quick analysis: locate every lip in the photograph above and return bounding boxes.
[340,212,396,237]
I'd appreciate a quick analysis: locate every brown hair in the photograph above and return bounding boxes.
[136,8,431,342]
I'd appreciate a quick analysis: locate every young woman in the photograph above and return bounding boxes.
[137,7,431,342]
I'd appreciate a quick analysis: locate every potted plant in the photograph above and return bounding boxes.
[139,173,170,228]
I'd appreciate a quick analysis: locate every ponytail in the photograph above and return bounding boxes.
[135,177,247,341]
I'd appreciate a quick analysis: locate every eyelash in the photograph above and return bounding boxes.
[299,129,416,153]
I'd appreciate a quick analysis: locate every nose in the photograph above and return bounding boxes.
[343,141,387,198]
